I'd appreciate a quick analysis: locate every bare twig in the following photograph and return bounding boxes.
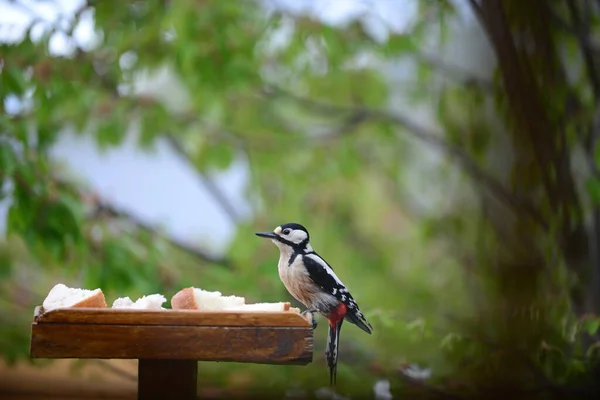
[317,108,369,139]
[566,0,600,101]
[466,0,483,20]
[264,85,549,231]
[92,200,233,268]
[11,141,233,269]
[66,0,96,37]
[415,52,494,92]
[163,134,243,224]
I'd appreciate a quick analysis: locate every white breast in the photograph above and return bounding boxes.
[277,253,338,312]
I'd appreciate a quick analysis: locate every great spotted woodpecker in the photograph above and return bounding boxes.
[255,222,373,385]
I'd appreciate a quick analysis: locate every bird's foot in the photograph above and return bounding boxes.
[301,309,318,329]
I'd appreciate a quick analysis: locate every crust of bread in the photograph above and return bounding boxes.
[225,301,292,312]
[170,287,198,310]
[70,291,107,309]
[171,287,298,313]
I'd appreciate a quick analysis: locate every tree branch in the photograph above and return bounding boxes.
[466,0,483,20]
[91,200,233,268]
[264,85,549,231]
[36,173,233,268]
[162,134,243,225]
[566,0,600,101]
[415,52,495,92]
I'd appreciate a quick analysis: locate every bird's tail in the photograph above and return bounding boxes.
[326,319,343,385]
[345,307,373,334]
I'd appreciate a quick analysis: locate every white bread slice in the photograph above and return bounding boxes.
[171,287,245,310]
[224,302,291,312]
[171,287,301,313]
[42,283,107,312]
[112,297,134,308]
[112,294,167,310]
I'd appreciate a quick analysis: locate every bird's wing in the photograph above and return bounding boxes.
[302,252,345,294]
[303,252,374,334]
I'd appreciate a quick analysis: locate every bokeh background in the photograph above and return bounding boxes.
[1,0,600,399]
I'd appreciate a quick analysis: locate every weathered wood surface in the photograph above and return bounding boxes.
[33,306,311,327]
[29,306,314,400]
[138,359,197,400]
[30,323,313,363]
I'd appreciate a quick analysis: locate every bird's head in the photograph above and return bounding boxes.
[255,222,312,253]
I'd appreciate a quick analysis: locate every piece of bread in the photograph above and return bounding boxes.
[224,302,292,312]
[42,283,107,312]
[171,287,245,310]
[112,294,167,310]
[112,297,134,308]
[171,287,302,313]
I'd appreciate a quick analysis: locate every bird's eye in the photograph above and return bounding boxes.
[282,229,291,235]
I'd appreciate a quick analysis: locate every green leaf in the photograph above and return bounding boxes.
[440,332,461,350]
[374,311,395,329]
[195,141,235,171]
[2,67,29,96]
[383,34,418,56]
[95,113,127,149]
[338,140,360,178]
[0,144,17,177]
[36,123,58,151]
[0,245,12,280]
[585,178,600,205]
[594,139,600,168]
[406,317,426,333]
[581,316,600,336]
[586,342,600,359]
[6,185,35,236]
[139,103,170,149]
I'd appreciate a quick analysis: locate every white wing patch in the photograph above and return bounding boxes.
[304,253,345,286]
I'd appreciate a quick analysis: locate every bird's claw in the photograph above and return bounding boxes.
[301,309,318,329]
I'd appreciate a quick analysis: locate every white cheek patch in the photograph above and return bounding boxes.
[289,230,307,244]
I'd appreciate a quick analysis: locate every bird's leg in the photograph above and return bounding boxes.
[301,309,318,329]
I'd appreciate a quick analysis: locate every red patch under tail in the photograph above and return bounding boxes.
[325,303,347,385]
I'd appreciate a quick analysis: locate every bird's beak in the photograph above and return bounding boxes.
[255,232,278,239]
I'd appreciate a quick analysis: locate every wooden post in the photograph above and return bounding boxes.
[138,359,198,400]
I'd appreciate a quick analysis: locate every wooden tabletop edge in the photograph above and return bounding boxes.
[33,307,313,327]
[33,306,43,320]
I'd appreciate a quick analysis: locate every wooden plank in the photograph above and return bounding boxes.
[138,359,197,400]
[30,323,313,364]
[33,307,311,328]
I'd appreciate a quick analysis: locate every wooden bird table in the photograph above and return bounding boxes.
[29,307,314,399]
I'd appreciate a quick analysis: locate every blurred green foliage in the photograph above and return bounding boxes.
[2,0,600,398]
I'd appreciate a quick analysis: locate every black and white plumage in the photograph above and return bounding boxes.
[255,222,373,385]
